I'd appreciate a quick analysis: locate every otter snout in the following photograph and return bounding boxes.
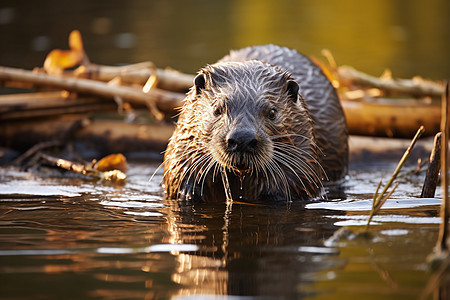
[226,129,258,153]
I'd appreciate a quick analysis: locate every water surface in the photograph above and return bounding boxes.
[0,160,444,299]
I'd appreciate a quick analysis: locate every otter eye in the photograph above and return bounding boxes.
[268,108,277,120]
[213,105,223,117]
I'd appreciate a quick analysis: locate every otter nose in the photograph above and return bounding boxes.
[226,129,258,153]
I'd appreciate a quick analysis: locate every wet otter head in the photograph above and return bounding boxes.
[196,62,302,171]
[164,61,324,202]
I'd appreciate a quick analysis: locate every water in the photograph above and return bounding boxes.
[1,1,450,298]
[0,158,445,299]
[0,1,449,79]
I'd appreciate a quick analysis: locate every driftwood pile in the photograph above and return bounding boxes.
[0,30,447,158]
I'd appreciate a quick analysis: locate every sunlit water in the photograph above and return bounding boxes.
[0,160,444,299]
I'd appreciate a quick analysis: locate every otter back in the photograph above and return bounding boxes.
[163,44,348,202]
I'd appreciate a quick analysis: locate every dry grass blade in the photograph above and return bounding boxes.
[365,182,400,231]
[365,126,425,230]
[374,182,400,215]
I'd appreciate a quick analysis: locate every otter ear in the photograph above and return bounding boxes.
[194,73,206,95]
[286,80,299,102]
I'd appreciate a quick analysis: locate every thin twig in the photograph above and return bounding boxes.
[12,140,63,166]
[39,153,126,183]
[12,117,87,166]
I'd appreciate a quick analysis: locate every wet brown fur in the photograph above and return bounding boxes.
[163,45,348,202]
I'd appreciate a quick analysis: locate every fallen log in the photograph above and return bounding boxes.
[0,115,175,157]
[0,66,184,114]
[0,91,117,120]
[342,99,441,138]
[74,63,194,92]
[0,59,447,139]
[337,65,444,98]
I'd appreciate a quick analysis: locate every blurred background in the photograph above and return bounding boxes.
[0,0,449,79]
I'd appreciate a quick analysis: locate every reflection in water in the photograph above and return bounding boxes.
[0,166,342,298]
[165,197,343,297]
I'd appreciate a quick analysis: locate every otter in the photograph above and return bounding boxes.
[163,44,348,202]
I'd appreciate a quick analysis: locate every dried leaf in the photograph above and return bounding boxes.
[43,30,85,74]
[95,153,128,172]
[68,30,84,52]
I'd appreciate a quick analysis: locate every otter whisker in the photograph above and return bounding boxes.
[261,154,292,201]
[273,149,316,183]
[264,161,285,195]
[174,147,210,196]
[274,149,324,195]
[273,150,323,198]
[212,160,222,182]
[268,159,292,201]
[258,158,272,188]
[171,149,202,183]
[193,154,213,188]
[272,151,312,197]
[198,156,218,196]
[276,147,327,184]
[273,144,323,185]
[149,161,164,183]
[271,133,326,157]
[274,142,328,181]
[185,152,213,194]
[163,146,202,179]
